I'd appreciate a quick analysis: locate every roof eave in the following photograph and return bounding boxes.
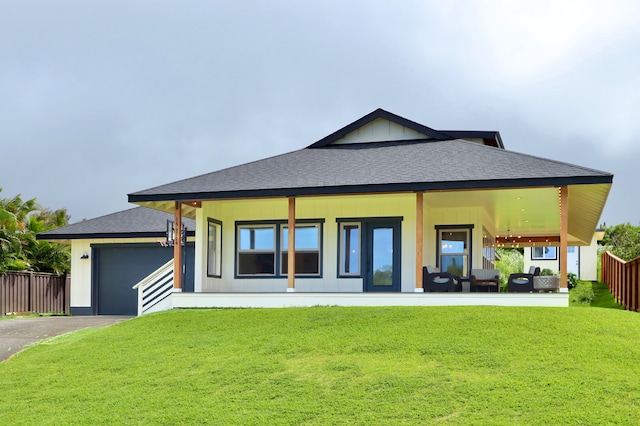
[128,175,613,203]
[37,230,196,241]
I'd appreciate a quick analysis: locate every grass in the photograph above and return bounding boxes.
[569,281,625,309]
[1,305,640,424]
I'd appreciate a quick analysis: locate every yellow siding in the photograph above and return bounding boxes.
[196,194,493,293]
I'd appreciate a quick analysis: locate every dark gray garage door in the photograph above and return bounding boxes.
[93,243,194,315]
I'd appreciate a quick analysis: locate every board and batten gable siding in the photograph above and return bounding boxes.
[194,194,492,293]
[332,118,429,145]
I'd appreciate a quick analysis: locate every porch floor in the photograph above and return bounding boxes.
[172,292,569,309]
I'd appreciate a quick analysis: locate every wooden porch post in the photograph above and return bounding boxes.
[416,192,424,291]
[559,186,568,291]
[174,201,183,290]
[288,197,296,291]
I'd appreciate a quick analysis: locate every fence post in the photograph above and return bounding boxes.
[65,274,71,314]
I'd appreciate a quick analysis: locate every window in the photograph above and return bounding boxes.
[237,225,276,275]
[236,220,323,277]
[436,225,473,277]
[207,219,222,277]
[281,224,320,275]
[339,223,360,276]
[532,246,557,260]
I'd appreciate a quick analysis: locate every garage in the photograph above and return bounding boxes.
[37,207,197,316]
[92,243,195,315]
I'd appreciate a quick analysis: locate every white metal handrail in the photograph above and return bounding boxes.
[132,259,175,315]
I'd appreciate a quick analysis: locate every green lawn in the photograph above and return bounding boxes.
[1,305,640,424]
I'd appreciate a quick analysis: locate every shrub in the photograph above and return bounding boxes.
[540,268,555,276]
[567,272,578,290]
[570,281,594,305]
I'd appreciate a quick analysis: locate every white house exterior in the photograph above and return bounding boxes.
[41,109,613,314]
[524,234,600,282]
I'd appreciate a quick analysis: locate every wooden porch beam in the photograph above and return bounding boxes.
[416,192,423,290]
[495,236,561,245]
[559,186,568,290]
[288,197,296,291]
[174,201,183,290]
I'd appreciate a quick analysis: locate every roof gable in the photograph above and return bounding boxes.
[308,108,449,148]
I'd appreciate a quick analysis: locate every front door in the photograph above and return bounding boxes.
[567,246,580,277]
[363,220,401,292]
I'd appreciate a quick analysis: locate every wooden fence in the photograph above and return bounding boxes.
[0,272,70,315]
[601,251,640,312]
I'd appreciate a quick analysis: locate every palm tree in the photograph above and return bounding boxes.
[0,189,70,274]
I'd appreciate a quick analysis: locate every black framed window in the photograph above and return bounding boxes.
[207,218,222,277]
[237,225,276,275]
[339,222,360,276]
[281,224,321,276]
[435,224,474,278]
[532,246,557,260]
[235,220,323,278]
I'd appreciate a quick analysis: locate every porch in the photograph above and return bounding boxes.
[134,260,569,315]
[171,291,569,309]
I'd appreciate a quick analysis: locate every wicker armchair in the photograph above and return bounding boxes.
[507,266,540,293]
[423,265,461,292]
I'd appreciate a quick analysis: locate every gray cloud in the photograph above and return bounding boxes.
[1,1,638,225]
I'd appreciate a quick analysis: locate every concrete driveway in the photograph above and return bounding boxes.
[0,316,131,362]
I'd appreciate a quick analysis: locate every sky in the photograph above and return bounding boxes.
[1,0,639,226]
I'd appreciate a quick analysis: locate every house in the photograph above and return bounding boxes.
[38,207,195,315]
[523,235,600,282]
[41,109,613,315]
[123,108,612,313]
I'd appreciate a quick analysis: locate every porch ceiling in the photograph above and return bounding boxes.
[134,201,199,220]
[424,183,611,246]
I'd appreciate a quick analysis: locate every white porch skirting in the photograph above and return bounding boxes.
[171,292,569,310]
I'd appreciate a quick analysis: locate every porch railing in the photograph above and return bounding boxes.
[601,251,640,312]
[132,259,176,316]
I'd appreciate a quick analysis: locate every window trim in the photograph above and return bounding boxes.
[337,222,361,277]
[531,246,557,260]
[435,224,474,278]
[206,218,222,278]
[234,219,324,279]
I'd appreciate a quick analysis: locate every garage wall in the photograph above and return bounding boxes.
[69,237,194,315]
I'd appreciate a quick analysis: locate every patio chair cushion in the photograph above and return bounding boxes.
[470,269,500,281]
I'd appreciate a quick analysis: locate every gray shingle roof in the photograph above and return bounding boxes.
[128,139,612,202]
[37,207,195,240]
